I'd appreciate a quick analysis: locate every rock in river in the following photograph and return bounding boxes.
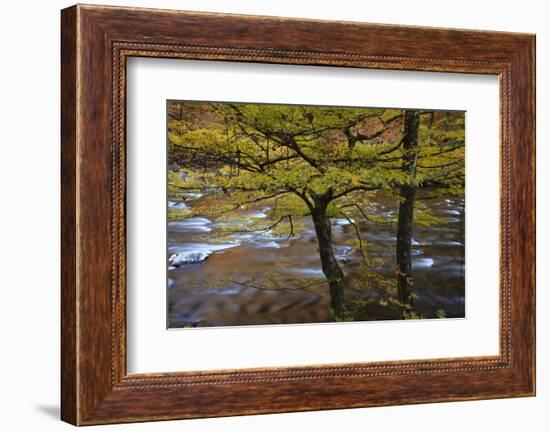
[169,250,212,266]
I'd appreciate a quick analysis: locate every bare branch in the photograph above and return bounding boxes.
[340,211,367,265]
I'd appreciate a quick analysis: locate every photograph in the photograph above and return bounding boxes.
[166,101,466,328]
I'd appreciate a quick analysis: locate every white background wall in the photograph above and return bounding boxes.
[0,0,546,429]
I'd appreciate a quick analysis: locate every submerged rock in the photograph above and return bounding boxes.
[169,250,212,266]
[168,242,240,268]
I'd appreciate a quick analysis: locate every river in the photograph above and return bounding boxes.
[167,192,465,328]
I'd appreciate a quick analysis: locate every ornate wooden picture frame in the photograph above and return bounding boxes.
[61,4,535,425]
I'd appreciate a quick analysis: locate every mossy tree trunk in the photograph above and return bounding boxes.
[309,194,346,320]
[396,111,420,318]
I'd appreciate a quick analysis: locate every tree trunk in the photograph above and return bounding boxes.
[396,183,416,317]
[396,111,420,318]
[310,205,346,320]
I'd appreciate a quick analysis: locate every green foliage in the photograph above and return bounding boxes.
[435,308,447,319]
[168,103,464,226]
[167,206,191,221]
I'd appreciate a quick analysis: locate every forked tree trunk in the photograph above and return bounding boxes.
[310,205,346,320]
[396,111,420,318]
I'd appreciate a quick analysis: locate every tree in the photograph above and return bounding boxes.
[395,111,420,317]
[168,102,405,319]
[394,111,465,318]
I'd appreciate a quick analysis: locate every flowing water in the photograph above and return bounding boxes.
[167,192,465,328]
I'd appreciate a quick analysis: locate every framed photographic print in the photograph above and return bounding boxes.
[61,4,535,425]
